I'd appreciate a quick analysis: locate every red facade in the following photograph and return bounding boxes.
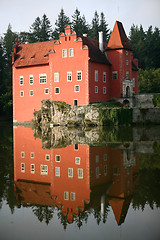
[12,21,138,123]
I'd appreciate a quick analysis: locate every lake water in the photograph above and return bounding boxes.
[0,123,160,240]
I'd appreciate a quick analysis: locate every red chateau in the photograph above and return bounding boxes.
[12,21,138,123]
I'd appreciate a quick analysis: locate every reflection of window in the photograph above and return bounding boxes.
[20,76,24,85]
[103,87,106,94]
[71,192,76,201]
[41,165,48,175]
[74,144,78,150]
[54,72,59,82]
[77,71,82,81]
[68,168,73,178]
[104,165,107,176]
[96,155,99,163]
[67,71,72,82]
[21,152,25,158]
[29,75,34,85]
[21,163,25,173]
[103,72,106,82]
[75,157,80,165]
[55,167,60,177]
[112,71,118,80]
[113,167,119,175]
[96,167,99,178]
[30,152,34,158]
[31,164,35,174]
[55,87,60,94]
[95,86,98,93]
[75,85,80,92]
[20,91,24,97]
[45,154,50,161]
[95,70,98,82]
[78,168,83,179]
[104,154,107,161]
[64,191,69,200]
[55,155,60,162]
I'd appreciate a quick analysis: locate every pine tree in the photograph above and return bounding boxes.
[40,14,52,41]
[72,8,89,35]
[53,8,70,39]
[90,11,99,40]
[29,17,42,42]
[99,12,110,42]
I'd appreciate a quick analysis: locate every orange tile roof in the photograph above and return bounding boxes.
[14,41,54,68]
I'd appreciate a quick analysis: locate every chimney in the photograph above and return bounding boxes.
[99,31,103,52]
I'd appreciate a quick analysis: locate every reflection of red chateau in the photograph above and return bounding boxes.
[12,21,138,123]
[14,127,139,225]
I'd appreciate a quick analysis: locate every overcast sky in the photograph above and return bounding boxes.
[1,0,160,37]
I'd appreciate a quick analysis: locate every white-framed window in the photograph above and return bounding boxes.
[30,90,34,96]
[55,167,60,177]
[62,49,67,58]
[21,163,25,173]
[67,71,72,82]
[68,168,73,178]
[71,192,76,201]
[41,165,48,175]
[112,71,118,80]
[64,191,69,200]
[103,87,106,94]
[30,152,34,158]
[74,99,78,106]
[104,165,107,176]
[103,72,106,83]
[75,157,80,165]
[29,75,34,85]
[69,48,74,57]
[126,72,129,79]
[104,154,107,161]
[77,71,82,81]
[45,88,49,94]
[21,151,25,158]
[39,74,47,84]
[75,85,80,92]
[96,155,99,163]
[20,76,24,85]
[96,167,99,178]
[31,164,35,174]
[20,91,24,97]
[54,72,59,82]
[95,70,98,82]
[126,51,128,56]
[55,155,60,162]
[126,60,129,66]
[45,154,50,161]
[55,87,60,94]
[74,144,79,150]
[95,86,98,93]
[78,168,83,179]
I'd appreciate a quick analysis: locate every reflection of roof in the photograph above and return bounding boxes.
[15,180,56,206]
[14,41,54,68]
[106,21,131,50]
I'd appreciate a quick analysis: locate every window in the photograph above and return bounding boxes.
[55,87,60,94]
[55,155,60,162]
[133,78,135,87]
[45,88,49,94]
[29,75,34,85]
[68,168,73,178]
[30,90,33,96]
[41,165,48,175]
[54,72,59,82]
[75,85,80,92]
[62,49,67,58]
[75,157,80,165]
[104,154,107,161]
[95,70,98,82]
[21,163,25,173]
[64,191,69,200]
[55,167,60,177]
[20,76,24,85]
[31,164,35,174]
[20,91,24,97]
[67,71,72,82]
[104,165,107,176]
[126,72,129,79]
[71,192,76,201]
[126,51,128,56]
[96,155,99,163]
[77,71,82,81]
[126,60,129,66]
[95,86,98,93]
[69,48,74,57]
[74,144,78,150]
[103,87,106,94]
[103,72,106,82]
[74,99,78,106]
[45,154,50,161]
[113,167,119,175]
[39,74,47,84]
[21,152,25,158]
[78,168,83,179]
[30,152,34,159]
[96,167,99,178]
[112,71,118,80]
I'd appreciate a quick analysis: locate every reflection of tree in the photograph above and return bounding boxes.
[32,205,55,225]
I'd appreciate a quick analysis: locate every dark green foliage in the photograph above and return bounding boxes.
[71,8,89,36]
[153,94,160,107]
